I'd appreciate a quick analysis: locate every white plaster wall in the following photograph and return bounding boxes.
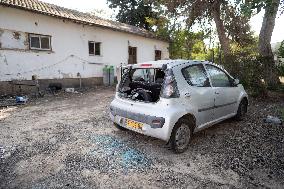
[0,29,28,49]
[0,6,169,81]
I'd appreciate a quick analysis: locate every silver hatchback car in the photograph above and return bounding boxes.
[110,60,248,153]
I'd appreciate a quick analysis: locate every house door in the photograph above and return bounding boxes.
[128,46,137,64]
[155,50,161,60]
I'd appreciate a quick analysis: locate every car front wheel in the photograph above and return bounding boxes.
[170,119,193,153]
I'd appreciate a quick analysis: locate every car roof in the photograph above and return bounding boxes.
[127,59,211,69]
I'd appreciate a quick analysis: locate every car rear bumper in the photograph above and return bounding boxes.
[109,95,181,141]
[110,106,165,128]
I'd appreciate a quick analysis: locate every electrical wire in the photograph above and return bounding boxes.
[1,54,104,77]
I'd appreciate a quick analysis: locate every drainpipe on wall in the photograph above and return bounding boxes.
[77,72,82,89]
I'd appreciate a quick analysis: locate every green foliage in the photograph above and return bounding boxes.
[107,0,157,30]
[278,64,284,76]
[221,4,256,47]
[238,0,267,16]
[238,0,284,17]
[278,40,284,58]
[227,56,268,97]
[169,30,206,60]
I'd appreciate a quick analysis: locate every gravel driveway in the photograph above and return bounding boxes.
[0,88,284,188]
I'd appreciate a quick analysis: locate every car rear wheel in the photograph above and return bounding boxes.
[235,99,248,121]
[170,119,193,153]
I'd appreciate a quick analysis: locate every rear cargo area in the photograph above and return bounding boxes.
[118,67,165,103]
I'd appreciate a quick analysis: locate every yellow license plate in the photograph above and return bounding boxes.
[126,119,143,130]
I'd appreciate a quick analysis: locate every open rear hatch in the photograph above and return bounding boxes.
[117,63,180,103]
[118,64,165,103]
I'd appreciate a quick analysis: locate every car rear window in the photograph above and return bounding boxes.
[131,68,164,83]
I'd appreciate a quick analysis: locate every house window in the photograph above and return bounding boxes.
[155,50,162,60]
[29,34,51,50]
[89,41,101,55]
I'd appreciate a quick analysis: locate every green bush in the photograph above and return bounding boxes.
[222,55,268,97]
[277,64,284,77]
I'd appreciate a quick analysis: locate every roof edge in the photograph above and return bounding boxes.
[0,2,170,42]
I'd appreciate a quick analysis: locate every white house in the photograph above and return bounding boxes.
[0,0,169,94]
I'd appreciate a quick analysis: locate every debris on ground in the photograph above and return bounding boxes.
[15,96,28,104]
[263,115,283,125]
[88,134,152,172]
[0,146,5,159]
[0,88,283,188]
[65,88,75,93]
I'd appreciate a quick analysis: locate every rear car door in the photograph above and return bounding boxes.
[205,64,239,120]
[179,64,215,126]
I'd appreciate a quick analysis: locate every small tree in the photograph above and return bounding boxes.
[239,0,283,87]
[107,0,158,30]
[279,40,284,58]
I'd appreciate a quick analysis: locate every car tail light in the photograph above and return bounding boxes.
[161,69,180,98]
[151,119,164,128]
[152,119,161,125]
[141,63,152,67]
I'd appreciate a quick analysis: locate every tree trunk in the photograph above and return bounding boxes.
[211,0,231,57]
[259,0,280,86]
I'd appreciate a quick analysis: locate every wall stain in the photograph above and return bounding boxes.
[0,29,4,37]
[0,53,8,65]
[13,32,21,40]
[24,33,29,47]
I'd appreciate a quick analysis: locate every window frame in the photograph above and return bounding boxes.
[29,33,51,51]
[95,42,101,56]
[181,64,211,87]
[205,64,234,87]
[88,41,102,56]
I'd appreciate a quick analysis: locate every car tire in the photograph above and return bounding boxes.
[235,99,248,121]
[170,118,193,153]
[114,123,127,131]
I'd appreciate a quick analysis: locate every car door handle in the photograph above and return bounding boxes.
[215,91,220,94]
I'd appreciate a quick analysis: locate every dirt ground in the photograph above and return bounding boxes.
[0,88,284,189]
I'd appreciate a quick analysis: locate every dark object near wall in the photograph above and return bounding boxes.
[48,83,62,91]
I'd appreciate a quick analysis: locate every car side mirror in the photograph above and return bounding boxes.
[233,79,239,86]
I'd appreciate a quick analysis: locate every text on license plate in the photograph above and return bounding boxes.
[126,119,143,129]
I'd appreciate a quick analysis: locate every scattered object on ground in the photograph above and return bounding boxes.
[48,83,63,92]
[0,146,5,159]
[47,83,63,95]
[89,134,152,171]
[16,96,28,103]
[0,88,283,188]
[65,88,75,93]
[263,115,283,125]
